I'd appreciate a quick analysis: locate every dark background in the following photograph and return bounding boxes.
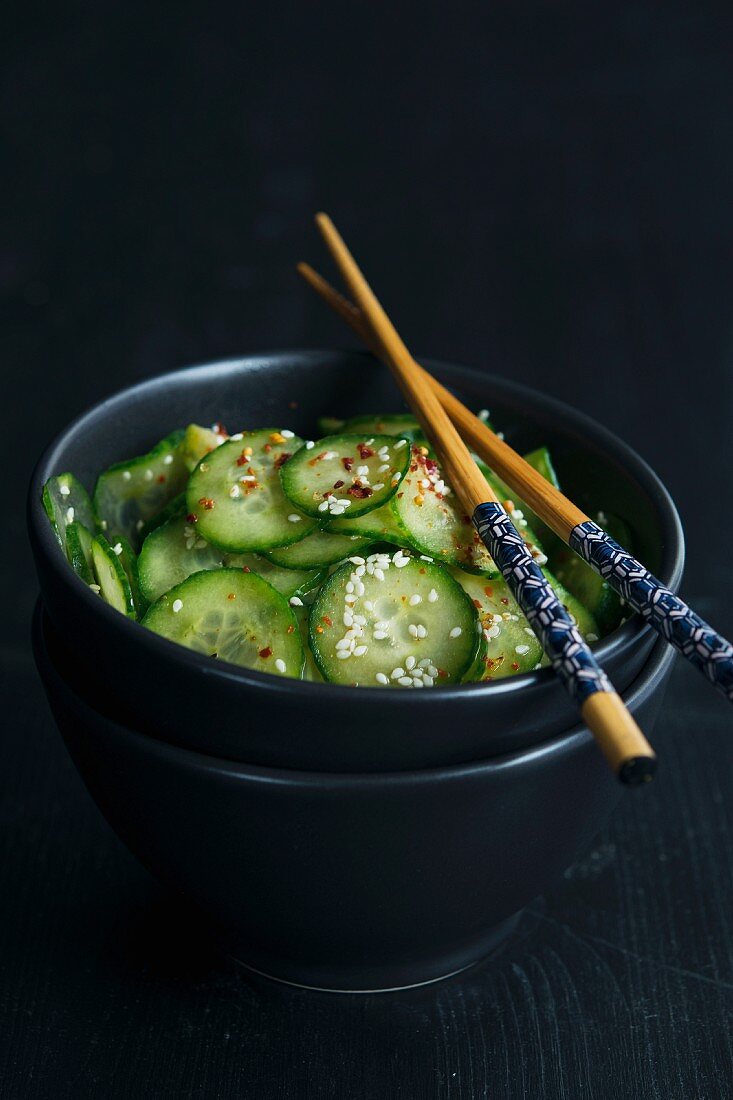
[2,5,732,1097]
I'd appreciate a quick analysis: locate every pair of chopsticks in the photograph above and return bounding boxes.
[301,215,733,785]
[299,212,660,783]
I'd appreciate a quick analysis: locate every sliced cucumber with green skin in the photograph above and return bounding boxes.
[138,515,324,605]
[293,604,324,681]
[484,446,560,554]
[111,534,146,615]
[180,422,230,471]
[344,413,422,439]
[142,568,304,678]
[186,429,318,552]
[65,521,95,585]
[263,528,372,569]
[281,433,411,519]
[90,534,136,618]
[309,550,480,687]
[553,511,629,635]
[316,416,346,435]
[326,497,415,548]
[138,491,187,542]
[42,473,95,557]
[93,430,189,551]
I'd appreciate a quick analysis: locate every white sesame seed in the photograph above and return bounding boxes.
[280,429,295,439]
[427,589,438,603]
[376,672,389,685]
[374,568,385,581]
[230,433,243,441]
[229,484,241,499]
[305,440,315,449]
[416,625,427,639]
[89,583,101,593]
[346,581,354,593]
[353,645,368,657]
[239,474,256,482]
[135,519,144,531]
[515,644,530,655]
[172,599,183,613]
[348,556,365,565]
[412,678,424,688]
[336,651,351,660]
[289,596,303,606]
[398,676,413,687]
[420,478,430,489]
[449,627,462,638]
[378,463,390,473]
[409,594,422,606]
[122,471,132,481]
[344,594,356,605]
[100,520,108,530]
[65,507,75,523]
[112,542,123,555]
[395,438,407,448]
[365,438,374,445]
[391,668,405,679]
[145,469,154,481]
[373,631,389,640]
[318,501,329,512]
[372,483,385,491]
[163,454,174,465]
[59,484,70,496]
[323,450,338,460]
[275,658,287,673]
[408,624,418,638]
[288,514,302,523]
[405,656,416,670]
[357,465,369,476]
[423,675,434,686]
[330,506,346,516]
[363,599,373,611]
[419,555,434,562]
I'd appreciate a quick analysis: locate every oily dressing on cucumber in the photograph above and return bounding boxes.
[143,568,304,678]
[187,429,318,552]
[280,433,411,519]
[43,404,623,690]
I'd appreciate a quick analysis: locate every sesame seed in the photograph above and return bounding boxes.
[398,676,413,687]
[275,658,287,673]
[145,469,154,481]
[374,568,385,581]
[89,583,101,593]
[353,645,368,657]
[372,483,385,491]
[376,672,389,685]
[478,409,490,422]
[330,506,346,515]
[449,627,462,638]
[365,438,374,445]
[289,596,303,606]
[378,463,390,473]
[59,484,70,496]
[408,624,418,638]
[337,651,351,660]
[348,556,366,565]
[163,454,174,465]
[229,484,241,498]
[412,678,423,688]
[373,631,389,640]
[405,656,416,670]
[423,675,434,686]
[288,514,302,523]
[428,589,438,603]
[394,438,407,449]
[172,599,183,613]
[280,429,295,439]
[122,471,132,481]
[318,501,329,512]
[65,507,75,523]
[305,440,315,449]
[112,542,122,555]
[409,594,422,606]
[357,465,369,476]
[416,625,427,638]
[230,433,243,441]
[515,644,530,655]
[391,668,405,679]
[419,555,434,562]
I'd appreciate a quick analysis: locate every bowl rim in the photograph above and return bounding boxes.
[28,349,685,706]
[35,597,675,783]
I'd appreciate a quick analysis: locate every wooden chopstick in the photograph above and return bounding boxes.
[298,258,733,706]
[311,213,656,785]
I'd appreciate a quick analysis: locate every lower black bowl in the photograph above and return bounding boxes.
[34,602,676,992]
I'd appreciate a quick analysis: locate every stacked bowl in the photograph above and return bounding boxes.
[28,352,682,991]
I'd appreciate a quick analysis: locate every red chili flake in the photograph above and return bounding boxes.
[263,443,272,453]
[511,661,520,671]
[462,515,471,525]
[501,597,509,606]
[227,593,236,600]
[236,452,248,467]
[409,463,418,472]
[212,422,228,436]
[333,479,345,489]
[242,565,251,573]
[341,457,353,472]
[473,599,482,609]
[347,483,373,499]
[322,615,333,627]
[259,647,273,659]
[425,458,438,473]
[437,668,448,678]
[484,586,494,598]
[286,624,295,634]
[309,452,328,466]
[274,452,292,469]
[397,491,404,499]
[186,513,198,524]
[156,474,166,484]
[198,497,215,510]
[419,567,426,574]
[357,444,374,459]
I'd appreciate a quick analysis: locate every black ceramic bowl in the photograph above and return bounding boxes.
[34,602,676,992]
[28,351,684,772]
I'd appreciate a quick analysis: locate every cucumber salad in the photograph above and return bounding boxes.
[42,412,630,688]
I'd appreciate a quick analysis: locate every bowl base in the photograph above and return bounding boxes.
[222,911,523,994]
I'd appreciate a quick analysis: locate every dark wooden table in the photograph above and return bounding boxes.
[3,6,732,1097]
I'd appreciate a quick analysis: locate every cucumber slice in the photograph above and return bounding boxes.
[93,430,189,551]
[293,604,324,681]
[138,515,323,605]
[486,446,560,553]
[450,568,542,679]
[90,534,136,618]
[142,568,304,678]
[186,429,318,552]
[138,491,187,542]
[309,549,480,687]
[280,433,411,519]
[326,498,415,548]
[393,446,498,573]
[180,423,230,471]
[344,413,422,439]
[112,535,146,615]
[546,568,600,641]
[42,473,95,557]
[316,416,346,435]
[264,528,372,569]
[553,511,629,635]
[65,521,95,585]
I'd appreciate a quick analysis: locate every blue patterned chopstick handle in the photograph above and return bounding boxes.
[473,503,613,705]
[570,520,733,701]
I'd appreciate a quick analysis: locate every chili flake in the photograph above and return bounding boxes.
[259,647,273,659]
[198,497,215,510]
